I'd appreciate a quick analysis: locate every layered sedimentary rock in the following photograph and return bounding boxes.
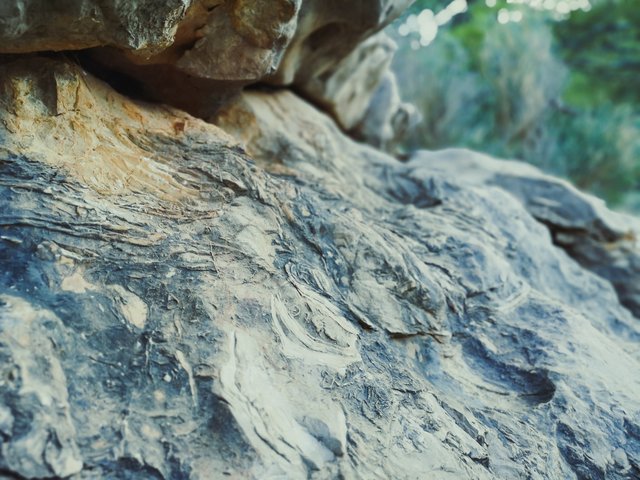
[1,56,639,479]
[410,149,640,319]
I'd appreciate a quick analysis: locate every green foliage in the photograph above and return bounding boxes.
[549,106,640,204]
[555,0,640,105]
[391,0,640,211]
[394,30,489,150]
[563,71,613,107]
[406,0,457,14]
[478,18,566,146]
[445,1,493,64]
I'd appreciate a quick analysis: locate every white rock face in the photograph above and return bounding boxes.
[271,1,414,137]
[352,71,421,151]
[0,58,638,479]
[274,0,414,85]
[300,32,397,131]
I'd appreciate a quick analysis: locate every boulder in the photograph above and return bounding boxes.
[289,32,397,132]
[0,0,412,139]
[0,0,302,117]
[84,0,302,116]
[113,0,301,82]
[1,28,639,480]
[409,148,640,318]
[0,0,192,54]
[273,0,413,85]
[271,0,414,134]
[90,0,413,122]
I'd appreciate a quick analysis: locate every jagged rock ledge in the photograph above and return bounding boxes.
[0,0,415,143]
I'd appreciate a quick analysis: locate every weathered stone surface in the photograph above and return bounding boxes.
[273,0,413,85]
[352,70,421,151]
[296,32,397,131]
[155,0,301,81]
[271,0,413,134]
[84,0,302,117]
[87,0,410,123]
[1,57,638,478]
[0,0,191,54]
[0,0,302,117]
[0,296,83,479]
[410,149,640,318]
[0,0,411,138]
[0,57,237,198]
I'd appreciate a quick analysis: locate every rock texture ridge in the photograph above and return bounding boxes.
[0,55,639,479]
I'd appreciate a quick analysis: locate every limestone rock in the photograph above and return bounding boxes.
[2,57,638,478]
[0,0,192,54]
[0,296,83,479]
[297,32,397,131]
[134,0,301,82]
[85,0,302,116]
[274,0,414,85]
[0,0,302,117]
[88,0,410,122]
[409,149,640,318]
[271,0,414,133]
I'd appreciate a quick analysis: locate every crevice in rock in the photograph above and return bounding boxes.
[75,53,156,104]
[538,217,640,319]
[0,468,26,480]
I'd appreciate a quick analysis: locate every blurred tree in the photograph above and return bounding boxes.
[550,105,640,204]
[390,0,640,211]
[405,0,457,14]
[555,0,640,105]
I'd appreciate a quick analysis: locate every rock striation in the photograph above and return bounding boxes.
[0,55,638,479]
[0,2,639,480]
[410,149,640,319]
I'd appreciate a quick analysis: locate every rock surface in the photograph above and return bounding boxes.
[84,0,303,116]
[273,0,413,86]
[271,1,413,135]
[0,0,411,127]
[410,149,640,319]
[351,70,421,152]
[0,56,639,479]
[0,0,191,54]
[294,32,397,132]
